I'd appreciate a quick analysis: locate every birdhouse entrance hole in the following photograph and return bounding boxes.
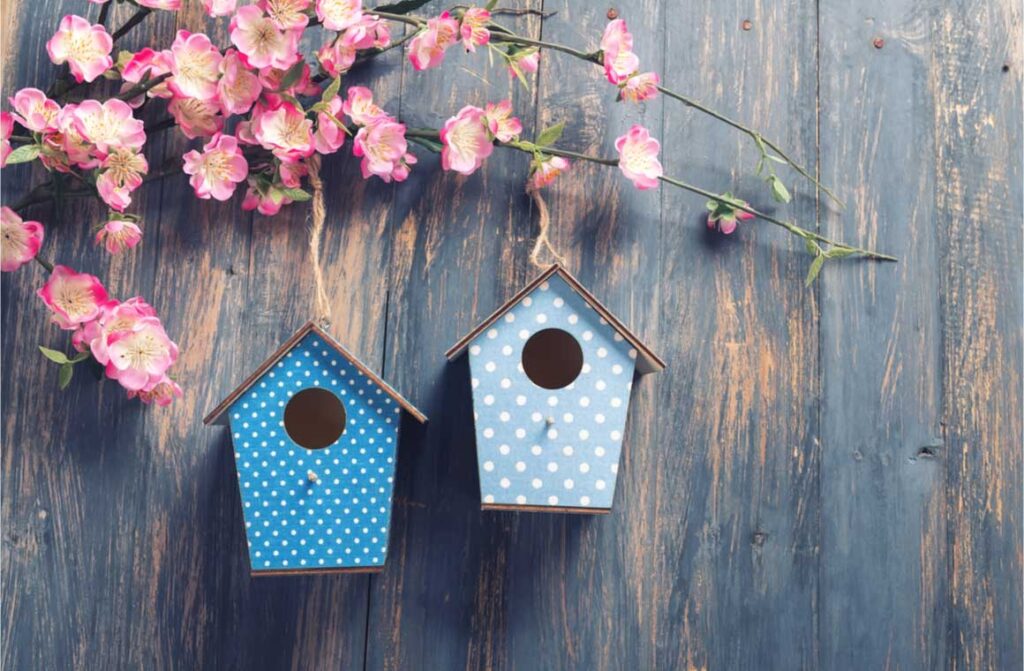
[283,388,347,449]
[522,328,584,389]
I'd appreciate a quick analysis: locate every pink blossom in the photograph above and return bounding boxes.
[46,106,95,170]
[0,112,12,167]
[620,72,660,103]
[9,88,61,132]
[73,297,156,364]
[71,99,146,154]
[460,8,491,51]
[341,86,387,126]
[251,102,314,162]
[278,160,308,188]
[46,15,113,83]
[96,218,143,254]
[217,50,262,115]
[121,48,172,84]
[231,5,302,70]
[528,155,569,191]
[204,0,238,17]
[317,0,362,31]
[168,97,223,139]
[182,133,249,201]
[317,41,356,77]
[260,0,311,29]
[169,31,223,101]
[509,49,539,78]
[136,0,182,9]
[314,96,347,154]
[105,316,179,392]
[343,14,391,50]
[353,119,413,182]
[440,105,492,175]
[407,11,459,70]
[614,124,662,190]
[258,63,318,96]
[242,180,289,215]
[0,206,44,272]
[96,147,148,212]
[37,265,109,329]
[600,19,638,85]
[707,197,755,235]
[128,375,183,406]
[483,100,521,143]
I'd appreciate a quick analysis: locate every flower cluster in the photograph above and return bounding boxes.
[600,19,660,102]
[38,265,181,404]
[440,101,522,176]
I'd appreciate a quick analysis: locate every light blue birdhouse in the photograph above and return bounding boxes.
[205,321,426,576]
[447,265,664,513]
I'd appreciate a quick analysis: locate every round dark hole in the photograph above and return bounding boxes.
[283,388,346,449]
[522,328,584,390]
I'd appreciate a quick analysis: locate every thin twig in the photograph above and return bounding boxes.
[117,73,171,101]
[112,7,153,43]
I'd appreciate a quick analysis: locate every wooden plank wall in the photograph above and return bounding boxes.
[1,0,1020,669]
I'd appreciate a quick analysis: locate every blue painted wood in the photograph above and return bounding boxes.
[466,272,638,510]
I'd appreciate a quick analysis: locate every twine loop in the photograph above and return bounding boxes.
[306,154,331,329]
[527,187,566,269]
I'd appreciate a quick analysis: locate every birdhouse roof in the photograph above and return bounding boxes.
[204,320,427,425]
[445,264,665,375]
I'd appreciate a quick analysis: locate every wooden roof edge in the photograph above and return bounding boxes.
[204,321,427,426]
[445,264,665,375]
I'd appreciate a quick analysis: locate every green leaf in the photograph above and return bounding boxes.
[508,60,529,90]
[804,238,819,256]
[373,0,433,13]
[276,61,306,92]
[282,188,312,202]
[321,76,341,103]
[485,0,498,8]
[6,144,41,165]
[70,351,91,363]
[58,363,73,390]
[39,346,69,364]
[825,246,858,259]
[535,122,565,148]
[408,136,443,153]
[804,254,826,287]
[768,176,792,203]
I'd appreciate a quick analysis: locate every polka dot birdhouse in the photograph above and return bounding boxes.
[205,321,426,576]
[447,265,664,514]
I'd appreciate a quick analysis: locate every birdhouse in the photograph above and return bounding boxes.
[204,321,426,576]
[446,265,664,514]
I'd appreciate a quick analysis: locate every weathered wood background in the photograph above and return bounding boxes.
[2,0,1021,669]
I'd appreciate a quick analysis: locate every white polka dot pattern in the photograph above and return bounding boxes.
[468,274,636,509]
[228,333,401,571]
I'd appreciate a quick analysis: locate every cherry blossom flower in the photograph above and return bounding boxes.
[242,180,290,215]
[600,19,639,85]
[136,0,182,9]
[620,72,660,103]
[104,315,179,391]
[260,0,311,30]
[344,14,391,50]
[72,296,155,364]
[96,147,149,212]
[408,11,459,71]
[231,5,302,70]
[9,88,61,132]
[353,119,414,182]
[314,96,347,154]
[317,41,357,77]
[128,375,183,406]
[528,155,570,191]
[440,105,493,175]
[37,265,109,329]
[96,218,143,254]
[483,100,522,143]
[217,50,262,115]
[251,101,314,162]
[0,112,12,168]
[120,49,173,104]
[71,99,146,154]
[509,49,539,78]
[44,106,96,170]
[46,15,113,83]
[341,86,387,126]
[258,63,318,97]
[169,31,223,101]
[706,195,755,234]
[182,133,249,201]
[460,8,491,51]
[614,123,662,190]
[204,0,238,17]
[168,96,223,139]
[317,0,362,31]
[1,207,44,272]
[278,160,308,188]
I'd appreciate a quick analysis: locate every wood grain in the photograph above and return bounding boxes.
[1,0,1020,669]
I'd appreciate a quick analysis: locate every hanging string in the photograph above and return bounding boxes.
[527,186,567,269]
[306,154,331,328]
